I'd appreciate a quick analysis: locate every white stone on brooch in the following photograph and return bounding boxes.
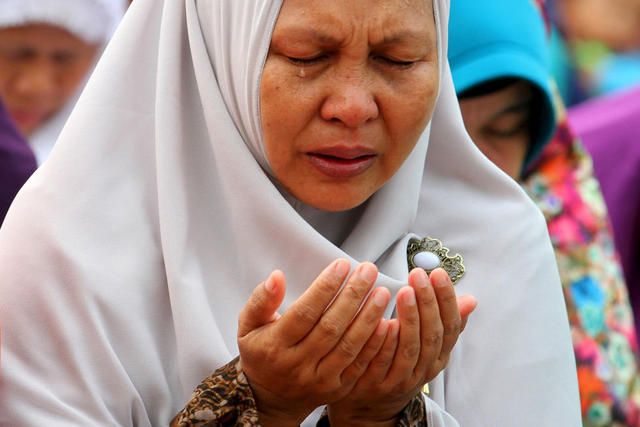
[413,251,441,271]
[407,236,466,284]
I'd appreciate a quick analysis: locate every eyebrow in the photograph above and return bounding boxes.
[376,31,432,45]
[274,26,430,47]
[488,98,532,122]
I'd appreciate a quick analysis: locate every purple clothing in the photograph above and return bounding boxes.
[569,85,640,323]
[0,100,37,225]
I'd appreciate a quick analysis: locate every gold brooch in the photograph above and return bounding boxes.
[407,237,465,284]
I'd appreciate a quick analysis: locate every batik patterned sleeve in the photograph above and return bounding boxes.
[171,356,260,426]
[173,358,428,426]
[397,393,428,427]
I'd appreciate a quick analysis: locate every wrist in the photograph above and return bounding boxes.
[249,379,312,426]
[327,408,400,427]
[258,410,305,427]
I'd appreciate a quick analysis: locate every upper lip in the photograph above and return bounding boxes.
[307,145,377,159]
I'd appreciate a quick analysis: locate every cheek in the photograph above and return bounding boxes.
[260,64,292,169]
[384,71,439,165]
[0,61,17,95]
[459,102,483,142]
[473,137,528,179]
[58,61,93,93]
[260,60,318,170]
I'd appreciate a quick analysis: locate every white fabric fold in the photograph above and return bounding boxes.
[0,0,580,425]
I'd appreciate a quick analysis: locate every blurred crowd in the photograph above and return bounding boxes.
[549,0,640,105]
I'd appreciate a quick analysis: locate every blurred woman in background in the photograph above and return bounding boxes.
[569,84,640,348]
[0,0,127,164]
[449,0,640,425]
[548,0,640,105]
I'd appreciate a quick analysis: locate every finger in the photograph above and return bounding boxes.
[385,286,422,383]
[430,268,461,359]
[408,268,443,379]
[355,318,400,389]
[321,287,390,377]
[457,294,477,332]
[301,262,378,356]
[338,316,389,386]
[238,270,286,338]
[276,259,351,345]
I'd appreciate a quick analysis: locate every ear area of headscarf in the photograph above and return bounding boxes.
[192,0,282,172]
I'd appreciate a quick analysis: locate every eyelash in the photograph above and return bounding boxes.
[286,55,327,65]
[486,121,529,138]
[286,54,415,68]
[374,56,415,68]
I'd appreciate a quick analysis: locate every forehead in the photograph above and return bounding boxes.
[274,0,436,43]
[0,24,89,49]
[460,82,534,121]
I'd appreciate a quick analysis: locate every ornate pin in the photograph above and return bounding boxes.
[407,237,466,284]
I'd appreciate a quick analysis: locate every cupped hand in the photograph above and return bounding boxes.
[237,259,392,426]
[327,267,477,427]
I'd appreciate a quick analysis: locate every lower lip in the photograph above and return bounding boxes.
[10,110,45,127]
[308,154,376,179]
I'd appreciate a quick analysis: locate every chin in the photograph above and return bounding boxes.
[300,192,371,212]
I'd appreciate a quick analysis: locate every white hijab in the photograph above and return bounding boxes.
[0,0,580,425]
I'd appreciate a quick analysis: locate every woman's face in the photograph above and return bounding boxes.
[458,81,533,180]
[0,24,99,136]
[260,0,438,212]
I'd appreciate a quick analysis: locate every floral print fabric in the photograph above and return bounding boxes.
[522,106,640,426]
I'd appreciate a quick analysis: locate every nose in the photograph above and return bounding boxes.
[320,71,379,128]
[13,63,57,101]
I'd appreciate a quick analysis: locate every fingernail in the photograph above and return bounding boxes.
[358,263,377,283]
[375,319,389,336]
[404,288,416,306]
[333,259,350,278]
[414,269,429,288]
[432,270,450,288]
[373,289,388,308]
[265,272,276,292]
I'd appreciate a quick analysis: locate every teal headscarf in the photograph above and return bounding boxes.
[448,0,556,168]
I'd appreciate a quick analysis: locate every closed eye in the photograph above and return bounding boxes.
[373,55,415,68]
[485,119,529,138]
[286,55,328,66]
[52,51,77,65]
[3,48,37,61]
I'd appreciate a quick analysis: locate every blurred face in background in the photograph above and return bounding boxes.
[458,80,533,180]
[556,0,640,50]
[0,24,99,136]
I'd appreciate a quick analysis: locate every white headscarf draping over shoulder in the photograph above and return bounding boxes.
[0,0,580,425]
[0,0,128,164]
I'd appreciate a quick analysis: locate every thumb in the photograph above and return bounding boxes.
[238,270,286,338]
